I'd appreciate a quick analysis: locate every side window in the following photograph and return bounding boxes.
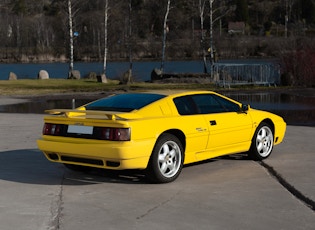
[212,94,240,112]
[174,94,240,115]
[191,94,240,114]
[174,96,197,115]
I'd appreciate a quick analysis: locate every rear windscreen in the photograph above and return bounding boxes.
[85,93,165,112]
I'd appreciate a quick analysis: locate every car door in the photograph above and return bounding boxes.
[173,96,209,163]
[191,94,253,159]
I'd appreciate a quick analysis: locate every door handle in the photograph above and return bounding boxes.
[210,120,217,126]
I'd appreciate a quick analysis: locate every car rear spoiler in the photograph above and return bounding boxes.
[45,109,128,121]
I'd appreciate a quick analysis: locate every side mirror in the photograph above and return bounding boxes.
[241,104,250,113]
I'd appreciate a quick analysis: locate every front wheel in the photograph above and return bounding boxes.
[146,134,184,183]
[249,122,274,161]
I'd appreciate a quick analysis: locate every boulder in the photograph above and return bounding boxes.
[68,70,81,79]
[8,72,17,80]
[151,68,163,81]
[121,69,132,84]
[85,72,97,80]
[97,73,108,83]
[38,70,49,79]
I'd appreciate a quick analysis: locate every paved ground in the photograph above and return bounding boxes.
[0,100,314,230]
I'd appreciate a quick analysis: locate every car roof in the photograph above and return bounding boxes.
[84,91,217,113]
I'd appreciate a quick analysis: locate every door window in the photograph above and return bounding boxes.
[174,93,240,115]
[192,94,240,114]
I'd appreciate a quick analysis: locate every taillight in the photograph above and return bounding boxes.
[42,123,130,141]
[100,128,130,141]
[43,123,61,136]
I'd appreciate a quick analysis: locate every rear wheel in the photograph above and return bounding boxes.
[249,122,274,161]
[146,134,184,183]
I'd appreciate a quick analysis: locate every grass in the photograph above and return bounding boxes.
[0,79,287,96]
[0,79,220,96]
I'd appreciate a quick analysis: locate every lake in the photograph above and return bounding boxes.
[0,89,314,126]
[0,59,279,82]
[0,61,204,81]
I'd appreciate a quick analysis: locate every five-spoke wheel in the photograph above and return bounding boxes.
[249,122,274,160]
[147,134,184,183]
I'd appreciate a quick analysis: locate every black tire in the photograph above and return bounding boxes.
[146,134,184,183]
[249,122,274,161]
[64,164,92,172]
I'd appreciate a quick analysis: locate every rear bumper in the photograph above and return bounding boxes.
[37,137,155,170]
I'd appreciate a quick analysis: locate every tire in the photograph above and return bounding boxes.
[249,122,274,161]
[146,134,184,183]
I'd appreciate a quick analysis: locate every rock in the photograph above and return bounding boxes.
[8,72,17,80]
[85,72,97,79]
[121,70,132,84]
[97,73,108,83]
[68,70,81,79]
[151,68,163,81]
[38,70,49,79]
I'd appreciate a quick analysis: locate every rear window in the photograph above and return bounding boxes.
[85,93,165,112]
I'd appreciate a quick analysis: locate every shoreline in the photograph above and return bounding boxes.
[1,86,313,101]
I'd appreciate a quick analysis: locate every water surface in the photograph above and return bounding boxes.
[0,89,314,126]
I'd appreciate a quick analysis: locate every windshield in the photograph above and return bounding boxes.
[85,93,166,112]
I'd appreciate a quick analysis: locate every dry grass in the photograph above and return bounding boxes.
[0,79,218,96]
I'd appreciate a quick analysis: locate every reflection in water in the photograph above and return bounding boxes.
[0,99,92,114]
[0,90,314,126]
[224,91,315,126]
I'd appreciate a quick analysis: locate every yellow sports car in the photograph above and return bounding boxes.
[37,91,286,183]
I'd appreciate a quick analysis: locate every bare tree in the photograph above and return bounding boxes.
[209,0,216,76]
[199,0,207,73]
[208,0,234,73]
[67,0,81,77]
[68,0,74,74]
[160,0,171,73]
[127,0,132,83]
[102,0,109,82]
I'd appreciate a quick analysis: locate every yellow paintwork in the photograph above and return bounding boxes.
[37,91,286,170]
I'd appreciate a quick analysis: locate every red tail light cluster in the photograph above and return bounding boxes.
[99,128,130,141]
[43,123,62,135]
[42,123,130,141]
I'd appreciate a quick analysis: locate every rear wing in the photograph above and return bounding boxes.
[45,109,128,120]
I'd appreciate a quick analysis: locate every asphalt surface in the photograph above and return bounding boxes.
[0,98,314,230]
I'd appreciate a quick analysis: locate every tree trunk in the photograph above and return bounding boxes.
[160,0,171,74]
[128,0,132,83]
[103,0,109,76]
[199,0,207,73]
[68,0,74,75]
[209,0,214,76]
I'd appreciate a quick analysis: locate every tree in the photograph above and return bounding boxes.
[199,0,208,73]
[102,0,109,80]
[68,0,74,74]
[66,0,81,77]
[235,0,248,23]
[127,0,132,83]
[293,0,315,24]
[160,0,171,73]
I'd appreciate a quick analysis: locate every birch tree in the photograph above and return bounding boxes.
[67,0,81,77]
[127,0,132,83]
[68,0,74,74]
[160,0,171,73]
[209,0,214,69]
[199,0,207,73]
[101,0,109,82]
